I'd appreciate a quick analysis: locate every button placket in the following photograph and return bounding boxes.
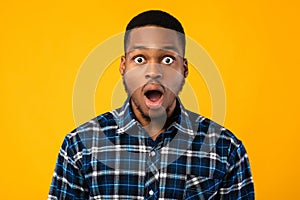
[145,148,160,199]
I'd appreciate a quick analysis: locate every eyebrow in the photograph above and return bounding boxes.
[128,45,181,54]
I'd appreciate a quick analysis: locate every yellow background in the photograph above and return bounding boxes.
[1,1,299,199]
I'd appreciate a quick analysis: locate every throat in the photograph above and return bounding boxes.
[144,118,167,140]
[145,91,162,102]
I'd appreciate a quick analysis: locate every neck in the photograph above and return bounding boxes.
[131,99,177,141]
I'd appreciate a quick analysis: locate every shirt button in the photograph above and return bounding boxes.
[150,151,156,157]
[149,190,154,195]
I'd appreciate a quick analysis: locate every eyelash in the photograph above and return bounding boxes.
[132,55,144,59]
[162,56,175,62]
[131,55,176,64]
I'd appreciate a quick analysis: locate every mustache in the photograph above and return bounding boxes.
[122,74,185,96]
[141,79,165,92]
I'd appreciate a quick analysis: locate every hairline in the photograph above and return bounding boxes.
[124,25,186,56]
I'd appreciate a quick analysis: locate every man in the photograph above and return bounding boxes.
[48,10,254,199]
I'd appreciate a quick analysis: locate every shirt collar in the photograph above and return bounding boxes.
[111,98,197,138]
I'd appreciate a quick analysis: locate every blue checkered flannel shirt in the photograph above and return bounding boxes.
[48,99,254,199]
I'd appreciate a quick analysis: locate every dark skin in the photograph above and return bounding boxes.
[120,26,188,140]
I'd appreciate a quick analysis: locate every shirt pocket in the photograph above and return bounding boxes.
[183,175,222,200]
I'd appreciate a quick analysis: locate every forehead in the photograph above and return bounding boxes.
[126,26,184,55]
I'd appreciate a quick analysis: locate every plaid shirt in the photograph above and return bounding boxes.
[48,99,254,199]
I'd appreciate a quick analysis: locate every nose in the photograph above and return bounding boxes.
[144,64,162,80]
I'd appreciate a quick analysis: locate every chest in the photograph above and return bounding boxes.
[81,145,227,199]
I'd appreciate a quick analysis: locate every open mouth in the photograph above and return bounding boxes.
[144,89,164,109]
[145,90,163,102]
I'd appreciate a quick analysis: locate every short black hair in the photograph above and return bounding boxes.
[124,10,186,55]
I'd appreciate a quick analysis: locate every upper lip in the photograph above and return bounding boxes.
[142,83,164,96]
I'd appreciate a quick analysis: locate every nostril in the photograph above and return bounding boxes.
[145,72,162,79]
[145,75,162,79]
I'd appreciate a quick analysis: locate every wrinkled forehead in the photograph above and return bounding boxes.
[126,26,185,56]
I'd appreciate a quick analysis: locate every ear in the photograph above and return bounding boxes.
[183,58,188,78]
[120,55,126,76]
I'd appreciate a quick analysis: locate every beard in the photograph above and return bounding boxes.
[122,77,185,122]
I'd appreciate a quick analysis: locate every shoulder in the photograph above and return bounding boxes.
[63,111,118,149]
[181,109,251,179]
[184,109,243,154]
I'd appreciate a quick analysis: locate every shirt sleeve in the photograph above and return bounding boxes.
[218,142,255,199]
[48,135,89,200]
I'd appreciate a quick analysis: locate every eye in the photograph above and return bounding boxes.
[134,56,145,64]
[162,56,174,65]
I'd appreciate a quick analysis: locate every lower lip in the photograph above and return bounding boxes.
[144,95,163,109]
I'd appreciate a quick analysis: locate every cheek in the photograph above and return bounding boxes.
[161,68,185,94]
[123,67,146,95]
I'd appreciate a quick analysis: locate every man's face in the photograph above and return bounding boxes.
[120,26,188,122]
